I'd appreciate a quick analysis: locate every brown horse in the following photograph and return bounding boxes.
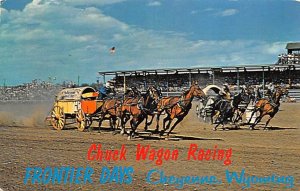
[120,86,161,139]
[93,87,142,132]
[97,98,122,131]
[248,87,286,130]
[156,82,206,137]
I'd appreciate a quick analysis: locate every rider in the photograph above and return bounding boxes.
[217,83,232,101]
[266,82,275,101]
[98,83,109,100]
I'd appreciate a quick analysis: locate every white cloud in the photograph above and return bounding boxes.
[295,0,300,2]
[31,0,126,6]
[218,9,239,17]
[0,0,286,85]
[190,10,198,15]
[147,1,161,7]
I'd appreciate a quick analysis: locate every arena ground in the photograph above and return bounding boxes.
[0,102,299,190]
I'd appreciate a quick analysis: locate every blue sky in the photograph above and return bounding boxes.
[0,0,299,85]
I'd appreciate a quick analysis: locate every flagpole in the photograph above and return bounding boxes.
[123,73,126,94]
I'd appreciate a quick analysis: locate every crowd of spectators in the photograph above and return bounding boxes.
[0,80,63,102]
[277,53,300,65]
[1,68,300,102]
[113,69,300,92]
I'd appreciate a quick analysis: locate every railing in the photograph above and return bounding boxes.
[288,89,300,101]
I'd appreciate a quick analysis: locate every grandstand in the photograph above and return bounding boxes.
[277,42,300,65]
[98,43,300,100]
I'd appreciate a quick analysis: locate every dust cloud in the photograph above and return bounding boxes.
[0,102,53,127]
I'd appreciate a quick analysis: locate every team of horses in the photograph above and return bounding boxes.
[93,82,205,139]
[93,82,288,139]
[205,85,288,131]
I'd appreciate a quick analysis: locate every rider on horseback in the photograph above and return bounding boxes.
[265,82,275,101]
[216,83,232,101]
[99,81,115,100]
[98,83,108,100]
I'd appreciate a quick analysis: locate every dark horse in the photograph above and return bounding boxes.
[248,87,286,130]
[143,86,162,131]
[155,82,206,137]
[232,88,252,123]
[120,86,161,139]
[212,89,250,131]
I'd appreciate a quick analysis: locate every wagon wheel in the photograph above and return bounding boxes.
[51,106,65,130]
[76,109,87,132]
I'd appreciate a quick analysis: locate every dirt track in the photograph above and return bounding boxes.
[0,102,299,190]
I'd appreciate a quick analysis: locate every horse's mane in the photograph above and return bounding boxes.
[182,89,190,96]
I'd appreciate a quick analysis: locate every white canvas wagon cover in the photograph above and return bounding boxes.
[56,87,98,101]
[203,85,223,96]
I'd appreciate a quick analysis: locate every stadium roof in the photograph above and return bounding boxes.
[98,64,300,76]
[286,42,300,51]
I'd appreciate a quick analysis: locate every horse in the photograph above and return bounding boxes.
[211,89,250,131]
[155,82,206,137]
[248,87,287,130]
[124,86,141,98]
[97,98,122,131]
[93,87,142,132]
[143,86,162,131]
[231,87,252,123]
[120,86,161,139]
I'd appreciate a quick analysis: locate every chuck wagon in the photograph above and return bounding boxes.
[196,85,223,123]
[49,87,104,131]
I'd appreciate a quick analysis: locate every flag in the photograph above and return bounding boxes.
[109,47,116,54]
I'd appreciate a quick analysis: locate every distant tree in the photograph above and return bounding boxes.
[80,83,90,87]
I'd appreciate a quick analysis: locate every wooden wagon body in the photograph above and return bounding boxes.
[50,87,104,131]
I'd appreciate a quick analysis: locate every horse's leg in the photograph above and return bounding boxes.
[235,109,243,123]
[111,116,117,131]
[221,114,226,130]
[213,110,220,124]
[162,115,170,131]
[135,115,145,135]
[166,117,183,137]
[165,116,173,131]
[213,121,220,131]
[129,116,144,139]
[97,114,104,133]
[160,115,171,136]
[120,113,127,135]
[108,117,112,130]
[264,116,273,130]
[238,109,246,123]
[248,108,257,124]
[128,118,135,139]
[250,114,263,130]
[146,114,155,130]
[232,109,238,123]
[213,113,224,131]
[209,109,215,125]
[121,113,130,135]
[155,112,161,133]
[144,115,149,131]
